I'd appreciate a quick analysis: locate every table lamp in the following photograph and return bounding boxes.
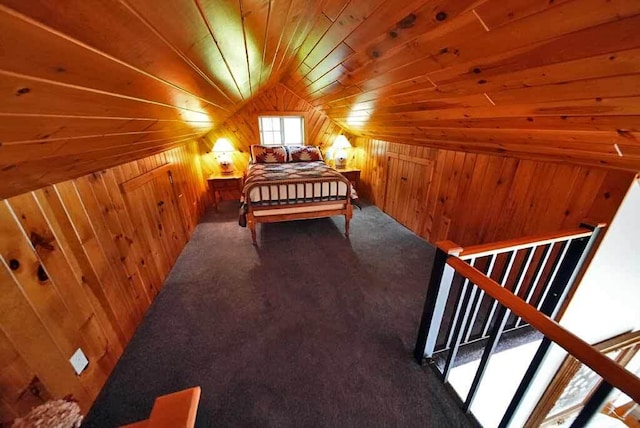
[333,135,352,169]
[212,137,235,174]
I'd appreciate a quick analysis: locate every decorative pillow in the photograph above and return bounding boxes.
[288,146,323,162]
[250,145,288,163]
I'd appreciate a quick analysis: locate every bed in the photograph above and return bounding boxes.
[239,145,356,245]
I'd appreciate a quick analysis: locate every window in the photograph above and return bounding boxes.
[258,116,304,146]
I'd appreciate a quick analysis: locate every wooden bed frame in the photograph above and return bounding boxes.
[244,175,353,245]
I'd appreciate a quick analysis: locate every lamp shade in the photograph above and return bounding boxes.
[332,135,352,169]
[212,137,234,153]
[333,135,352,150]
[212,138,234,174]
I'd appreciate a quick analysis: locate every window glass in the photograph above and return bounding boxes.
[259,116,304,146]
[283,117,303,145]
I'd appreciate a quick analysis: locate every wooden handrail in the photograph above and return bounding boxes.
[458,228,593,259]
[447,257,640,403]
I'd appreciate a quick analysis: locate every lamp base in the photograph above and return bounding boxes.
[335,158,347,169]
[219,159,234,175]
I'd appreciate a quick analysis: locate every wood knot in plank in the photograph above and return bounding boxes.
[397,13,417,29]
[435,11,447,21]
[30,232,55,251]
[37,265,49,282]
[617,129,635,139]
[21,376,45,399]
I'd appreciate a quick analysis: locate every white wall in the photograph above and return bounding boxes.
[561,176,640,341]
[510,176,640,427]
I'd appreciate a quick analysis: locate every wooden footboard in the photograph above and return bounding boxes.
[244,176,353,245]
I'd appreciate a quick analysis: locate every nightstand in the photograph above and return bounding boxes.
[337,168,361,190]
[207,173,243,210]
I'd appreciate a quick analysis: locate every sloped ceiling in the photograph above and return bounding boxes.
[0,0,322,198]
[282,0,640,171]
[1,0,639,198]
[201,83,345,175]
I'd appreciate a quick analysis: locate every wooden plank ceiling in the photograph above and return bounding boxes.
[1,0,639,200]
[0,0,322,198]
[201,83,345,175]
[282,0,640,171]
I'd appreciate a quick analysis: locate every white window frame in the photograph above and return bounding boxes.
[258,115,305,146]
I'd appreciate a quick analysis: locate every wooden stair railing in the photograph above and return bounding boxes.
[416,224,604,358]
[413,226,640,427]
[121,386,201,428]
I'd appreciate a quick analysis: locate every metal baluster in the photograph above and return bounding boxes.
[516,243,554,327]
[540,224,603,319]
[501,246,536,331]
[442,282,479,382]
[464,254,497,344]
[499,338,552,428]
[510,246,536,297]
[535,240,571,311]
[464,301,511,412]
[446,278,469,350]
[480,250,518,338]
[446,257,477,349]
[570,381,614,428]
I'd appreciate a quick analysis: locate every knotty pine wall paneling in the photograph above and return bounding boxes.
[357,138,635,246]
[0,141,208,424]
[200,83,347,176]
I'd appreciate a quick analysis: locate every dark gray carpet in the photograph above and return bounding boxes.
[85,201,472,428]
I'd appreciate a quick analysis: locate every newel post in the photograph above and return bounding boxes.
[413,241,463,364]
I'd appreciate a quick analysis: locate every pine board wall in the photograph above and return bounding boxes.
[0,141,209,423]
[356,138,635,246]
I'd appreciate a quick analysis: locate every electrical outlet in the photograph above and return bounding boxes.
[69,348,89,375]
